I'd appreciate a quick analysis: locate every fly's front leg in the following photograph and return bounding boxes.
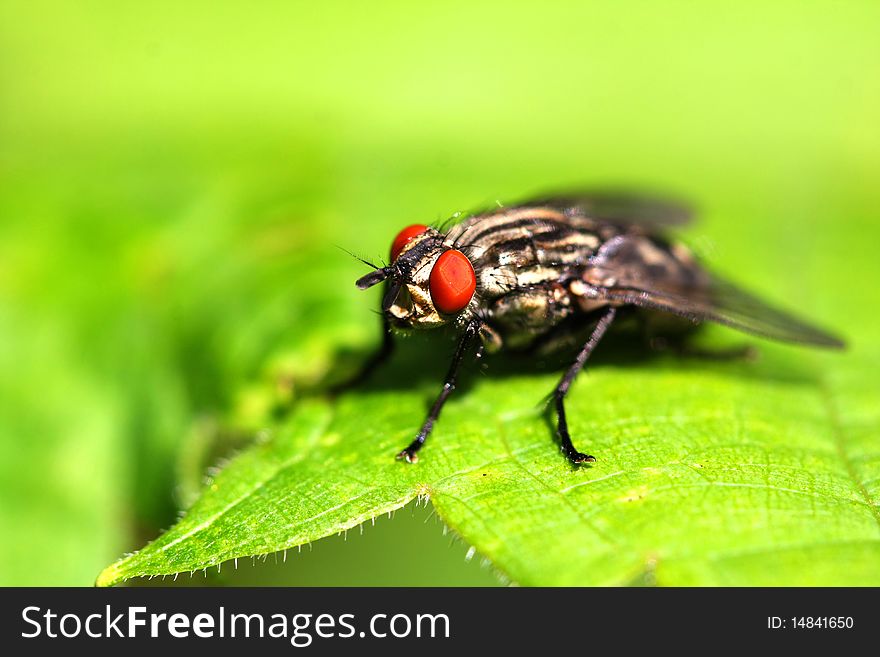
[329,317,395,397]
[553,307,617,464]
[398,319,482,463]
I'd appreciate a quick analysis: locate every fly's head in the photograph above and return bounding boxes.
[355,224,477,332]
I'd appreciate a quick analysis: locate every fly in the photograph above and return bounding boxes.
[349,193,844,465]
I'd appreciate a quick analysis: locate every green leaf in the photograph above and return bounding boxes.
[98,322,880,586]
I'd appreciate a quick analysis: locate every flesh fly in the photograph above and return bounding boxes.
[350,193,843,464]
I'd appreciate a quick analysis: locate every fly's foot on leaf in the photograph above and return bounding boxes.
[396,449,419,464]
[564,448,597,465]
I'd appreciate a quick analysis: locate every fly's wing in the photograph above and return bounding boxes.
[513,191,694,229]
[584,235,845,348]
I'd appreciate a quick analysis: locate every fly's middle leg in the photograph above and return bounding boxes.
[552,307,617,464]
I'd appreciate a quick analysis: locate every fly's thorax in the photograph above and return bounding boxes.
[446,206,608,300]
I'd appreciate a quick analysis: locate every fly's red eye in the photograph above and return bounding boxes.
[429,249,476,314]
[390,224,429,261]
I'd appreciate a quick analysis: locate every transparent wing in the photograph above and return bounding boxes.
[513,190,694,229]
[585,235,844,348]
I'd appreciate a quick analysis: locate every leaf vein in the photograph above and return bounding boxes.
[819,377,880,535]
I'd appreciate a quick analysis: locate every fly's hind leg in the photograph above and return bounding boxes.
[552,307,617,464]
[651,338,758,362]
[637,311,757,362]
[645,328,758,362]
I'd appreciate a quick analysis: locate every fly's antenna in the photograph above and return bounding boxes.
[335,244,386,270]
[356,266,392,290]
[336,244,392,289]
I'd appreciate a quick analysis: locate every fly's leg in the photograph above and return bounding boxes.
[329,318,394,397]
[636,312,757,361]
[398,319,482,463]
[553,307,617,464]
[651,338,758,362]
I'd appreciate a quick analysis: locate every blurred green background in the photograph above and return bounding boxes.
[1,1,878,586]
